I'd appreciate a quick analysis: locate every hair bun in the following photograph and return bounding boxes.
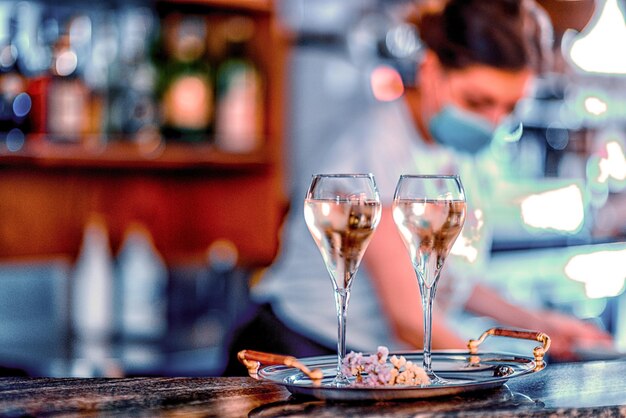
[413,0,553,72]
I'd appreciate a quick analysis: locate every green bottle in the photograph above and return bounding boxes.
[157,14,213,143]
[214,16,264,153]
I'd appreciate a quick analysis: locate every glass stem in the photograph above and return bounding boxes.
[420,282,437,375]
[418,266,446,385]
[334,287,350,380]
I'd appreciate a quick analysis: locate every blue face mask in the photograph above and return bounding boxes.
[428,105,495,155]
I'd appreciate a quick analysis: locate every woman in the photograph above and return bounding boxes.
[224,0,613,375]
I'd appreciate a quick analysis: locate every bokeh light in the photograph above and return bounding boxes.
[567,0,626,74]
[565,249,626,298]
[370,65,404,102]
[521,184,585,233]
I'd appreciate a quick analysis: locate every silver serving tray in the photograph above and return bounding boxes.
[256,351,544,401]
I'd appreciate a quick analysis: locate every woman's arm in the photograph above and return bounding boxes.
[465,282,614,361]
[364,206,466,349]
[365,208,614,359]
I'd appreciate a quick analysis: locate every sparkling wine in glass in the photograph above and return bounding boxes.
[304,174,382,386]
[392,175,466,385]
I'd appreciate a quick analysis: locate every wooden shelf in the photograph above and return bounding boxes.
[0,137,286,266]
[0,140,272,172]
[0,0,288,267]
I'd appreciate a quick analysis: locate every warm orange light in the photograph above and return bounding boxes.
[370,65,404,102]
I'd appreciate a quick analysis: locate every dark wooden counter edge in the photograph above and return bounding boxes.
[0,377,290,417]
[0,359,625,417]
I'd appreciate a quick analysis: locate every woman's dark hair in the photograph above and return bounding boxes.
[413,0,554,73]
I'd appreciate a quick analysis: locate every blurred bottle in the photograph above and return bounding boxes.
[106,7,159,142]
[0,2,33,150]
[196,239,238,315]
[29,15,101,144]
[156,13,213,143]
[206,239,239,323]
[214,16,264,153]
[81,9,116,144]
[116,223,168,341]
[72,216,115,342]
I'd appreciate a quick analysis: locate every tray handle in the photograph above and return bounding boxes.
[467,327,551,368]
[237,350,324,386]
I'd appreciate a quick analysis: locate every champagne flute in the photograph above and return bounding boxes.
[392,175,466,385]
[304,174,382,386]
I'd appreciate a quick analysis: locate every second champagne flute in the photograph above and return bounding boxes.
[392,174,466,385]
[304,174,382,386]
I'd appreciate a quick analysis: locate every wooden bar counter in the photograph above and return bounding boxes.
[0,359,625,417]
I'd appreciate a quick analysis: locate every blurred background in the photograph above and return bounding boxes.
[0,0,625,377]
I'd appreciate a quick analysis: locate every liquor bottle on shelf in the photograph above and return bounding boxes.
[156,13,213,143]
[29,16,101,144]
[0,3,32,151]
[214,16,264,154]
[106,7,159,143]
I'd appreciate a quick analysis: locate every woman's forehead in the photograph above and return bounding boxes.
[447,65,534,102]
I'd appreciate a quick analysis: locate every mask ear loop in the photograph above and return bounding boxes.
[493,117,524,143]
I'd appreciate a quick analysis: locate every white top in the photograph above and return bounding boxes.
[252,99,492,352]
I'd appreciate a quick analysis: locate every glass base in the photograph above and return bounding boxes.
[327,373,352,387]
[425,371,450,386]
